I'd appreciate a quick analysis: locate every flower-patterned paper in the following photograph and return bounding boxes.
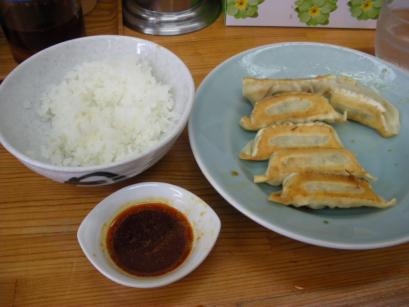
[295,0,337,26]
[348,0,384,20]
[225,0,387,28]
[226,0,265,19]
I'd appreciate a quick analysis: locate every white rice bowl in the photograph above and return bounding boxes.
[0,36,195,185]
[38,59,176,167]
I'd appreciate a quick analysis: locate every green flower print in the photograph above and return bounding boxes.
[295,0,337,26]
[226,0,264,19]
[348,0,385,20]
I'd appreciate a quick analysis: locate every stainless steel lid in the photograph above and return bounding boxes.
[123,0,221,35]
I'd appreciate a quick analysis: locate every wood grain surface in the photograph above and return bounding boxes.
[1,1,409,306]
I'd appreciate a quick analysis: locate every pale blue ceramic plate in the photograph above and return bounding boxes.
[189,42,409,250]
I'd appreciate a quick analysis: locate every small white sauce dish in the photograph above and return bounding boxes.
[77,182,221,288]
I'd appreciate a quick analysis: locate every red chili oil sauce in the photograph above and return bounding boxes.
[106,203,193,276]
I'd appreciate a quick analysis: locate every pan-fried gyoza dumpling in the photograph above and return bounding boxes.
[268,173,395,209]
[242,75,334,104]
[254,148,375,186]
[240,92,346,130]
[328,75,399,137]
[239,122,343,161]
[242,74,400,137]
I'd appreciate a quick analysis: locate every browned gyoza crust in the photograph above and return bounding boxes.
[242,75,400,137]
[240,91,346,130]
[239,122,343,161]
[269,173,395,209]
[254,148,375,186]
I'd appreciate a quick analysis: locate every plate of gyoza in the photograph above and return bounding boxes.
[189,42,409,249]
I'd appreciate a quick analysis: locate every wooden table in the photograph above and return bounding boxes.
[1,1,409,305]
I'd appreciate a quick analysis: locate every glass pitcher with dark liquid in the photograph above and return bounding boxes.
[0,0,85,62]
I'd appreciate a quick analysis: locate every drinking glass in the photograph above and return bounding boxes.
[375,0,409,70]
[0,0,85,63]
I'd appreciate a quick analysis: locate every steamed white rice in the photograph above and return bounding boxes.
[38,59,176,167]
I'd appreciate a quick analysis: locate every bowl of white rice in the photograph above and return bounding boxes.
[0,35,194,185]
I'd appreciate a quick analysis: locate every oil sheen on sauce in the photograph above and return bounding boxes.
[106,203,193,277]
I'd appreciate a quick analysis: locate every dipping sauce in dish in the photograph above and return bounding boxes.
[106,203,193,276]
